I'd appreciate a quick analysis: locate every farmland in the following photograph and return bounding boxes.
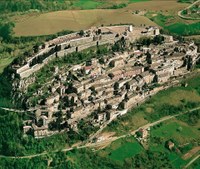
[13,9,156,36]
[12,0,189,36]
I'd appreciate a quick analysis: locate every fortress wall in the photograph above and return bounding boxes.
[99,38,116,45]
[17,34,121,79]
[70,37,93,47]
[57,50,65,57]
[20,63,44,78]
[48,33,78,45]
[20,68,37,79]
[43,53,56,63]
[17,64,30,74]
[60,42,70,50]
[57,47,76,57]
[78,41,97,51]
[27,47,53,64]
[64,47,76,55]
[101,34,116,40]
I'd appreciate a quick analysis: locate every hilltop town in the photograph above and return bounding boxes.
[9,25,199,139]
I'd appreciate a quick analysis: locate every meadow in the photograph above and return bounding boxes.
[98,136,143,162]
[109,141,142,161]
[150,118,200,168]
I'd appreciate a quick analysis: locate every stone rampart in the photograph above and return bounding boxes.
[16,64,30,74]
[15,26,139,79]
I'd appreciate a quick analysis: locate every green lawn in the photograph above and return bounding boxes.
[109,141,143,161]
[72,0,150,9]
[129,0,150,3]
[166,22,200,36]
[72,0,104,9]
[168,152,187,169]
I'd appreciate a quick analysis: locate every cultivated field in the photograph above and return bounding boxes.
[126,0,188,11]
[13,9,157,36]
[13,0,188,36]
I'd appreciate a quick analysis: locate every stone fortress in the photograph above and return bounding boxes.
[12,25,199,138]
[14,25,159,80]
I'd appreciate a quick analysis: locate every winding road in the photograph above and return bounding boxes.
[178,0,200,20]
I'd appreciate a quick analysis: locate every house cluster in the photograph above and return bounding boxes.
[135,128,150,143]
[22,35,199,138]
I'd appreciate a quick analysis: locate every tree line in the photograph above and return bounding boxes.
[0,0,74,13]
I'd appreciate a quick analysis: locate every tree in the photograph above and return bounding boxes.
[153,35,164,45]
[0,22,15,41]
[146,51,152,64]
[114,82,119,90]
[33,44,39,53]
[79,30,84,36]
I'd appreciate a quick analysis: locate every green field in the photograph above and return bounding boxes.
[72,0,104,9]
[168,152,187,169]
[109,141,143,161]
[129,0,149,2]
[147,13,200,36]
[149,119,200,168]
[98,136,143,162]
[167,22,200,36]
[151,120,200,144]
[100,117,199,168]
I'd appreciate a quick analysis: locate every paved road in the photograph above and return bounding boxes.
[1,106,200,159]
[178,0,200,20]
